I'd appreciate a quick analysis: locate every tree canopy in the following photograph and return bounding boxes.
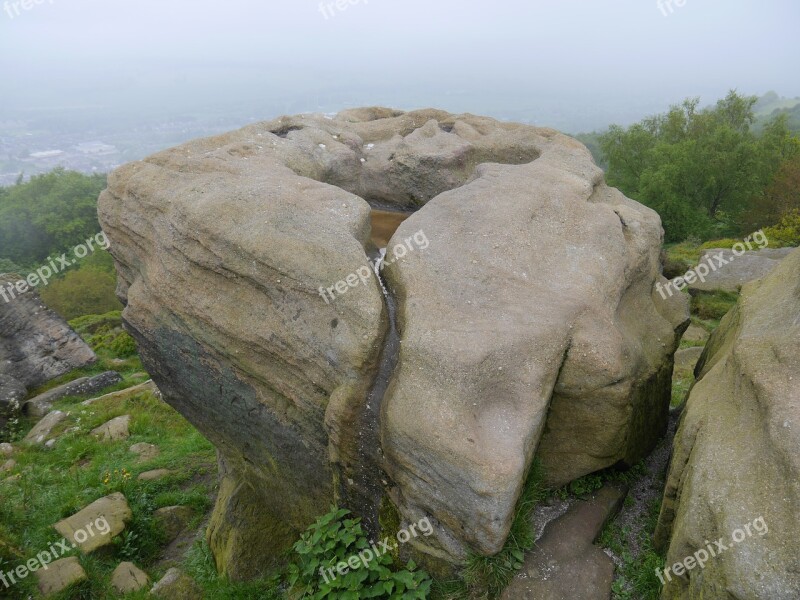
[600,91,799,242]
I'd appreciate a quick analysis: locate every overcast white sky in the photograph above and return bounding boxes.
[1,0,798,129]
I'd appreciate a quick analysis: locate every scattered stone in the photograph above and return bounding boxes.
[0,442,13,456]
[681,323,709,344]
[501,484,628,600]
[44,439,56,449]
[0,458,16,473]
[35,556,87,597]
[22,410,67,445]
[154,506,194,541]
[54,492,132,553]
[110,561,150,594]
[138,468,173,482]
[91,415,131,441]
[23,371,123,417]
[129,442,160,462]
[150,568,201,600]
[689,246,795,293]
[82,380,159,406]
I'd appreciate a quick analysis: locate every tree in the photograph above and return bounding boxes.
[599,91,798,242]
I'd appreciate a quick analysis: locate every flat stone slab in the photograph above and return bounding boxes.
[22,371,123,417]
[129,442,159,462]
[36,556,87,597]
[111,561,150,594]
[82,380,158,406]
[23,410,67,445]
[91,415,131,441]
[501,484,628,600]
[53,492,132,553]
[689,247,795,293]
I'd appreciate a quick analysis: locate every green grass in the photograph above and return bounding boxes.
[0,384,216,599]
[690,290,739,322]
[599,498,666,600]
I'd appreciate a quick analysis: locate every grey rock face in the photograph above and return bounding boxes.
[23,371,123,416]
[688,246,795,293]
[0,274,96,419]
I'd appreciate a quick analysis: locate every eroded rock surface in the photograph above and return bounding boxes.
[656,247,800,599]
[99,108,687,575]
[0,274,96,420]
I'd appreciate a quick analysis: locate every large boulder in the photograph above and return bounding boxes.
[98,108,687,576]
[0,274,96,420]
[656,247,800,598]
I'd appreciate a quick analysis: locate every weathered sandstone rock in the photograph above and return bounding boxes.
[91,414,131,441]
[0,274,96,420]
[22,409,67,445]
[656,247,800,599]
[110,561,150,594]
[36,557,87,597]
[54,492,132,553]
[99,108,687,575]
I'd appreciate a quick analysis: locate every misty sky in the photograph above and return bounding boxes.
[1,0,799,131]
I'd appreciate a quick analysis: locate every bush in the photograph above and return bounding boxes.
[40,267,121,320]
[287,507,431,599]
[691,291,739,321]
[764,209,800,247]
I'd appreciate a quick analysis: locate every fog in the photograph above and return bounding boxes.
[1,0,798,132]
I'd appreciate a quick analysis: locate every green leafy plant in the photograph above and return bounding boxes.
[287,506,431,599]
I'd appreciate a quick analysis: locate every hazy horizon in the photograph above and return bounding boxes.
[2,0,798,133]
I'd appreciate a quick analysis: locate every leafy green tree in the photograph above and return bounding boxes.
[600,91,798,242]
[0,169,107,267]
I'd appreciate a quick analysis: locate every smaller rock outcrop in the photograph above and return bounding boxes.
[0,274,96,421]
[656,247,800,599]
